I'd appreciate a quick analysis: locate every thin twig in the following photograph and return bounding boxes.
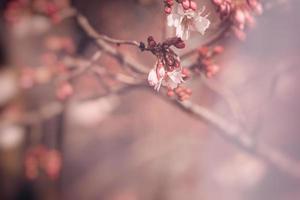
[76,13,149,74]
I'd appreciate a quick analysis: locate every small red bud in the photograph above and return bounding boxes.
[167,90,175,97]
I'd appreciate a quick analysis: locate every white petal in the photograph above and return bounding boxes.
[167,14,175,27]
[168,70,183,84]
[177,23,190,40]
[194,16,210,35]
[163,79,178,89]
[177,5,185,15]
[182,27,190,40]
[154,79,163,91]
[167,14,181,27]
[176,24,184,39]
[157,66,166,78]
[148,69,158,86]
[185,10,196,19]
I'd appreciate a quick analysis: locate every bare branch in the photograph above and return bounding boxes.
[168,98,300,178]
[76,13,149,74]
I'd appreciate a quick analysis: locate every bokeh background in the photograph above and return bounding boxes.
[1,0,300,200]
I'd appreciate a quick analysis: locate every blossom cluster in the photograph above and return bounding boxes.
[4,0,70,24]
[195,46,224,78]
[164,0,198,14]
[165,0,210,40]
[212,0,263,40]
[141,36,188,93]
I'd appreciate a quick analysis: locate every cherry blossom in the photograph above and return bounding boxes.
[167,5,210,40]
[148,58,184,91]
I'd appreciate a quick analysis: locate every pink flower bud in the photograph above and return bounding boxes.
[232,27,246,41]
[167,89,175,97]
[190,1,197,11]
[206,64,220,78]
[234,9,246,25]
[213,45,224,54]
[164,6,172,14]
[181,0,190,10]
[212,0,223,5]
[165,0,174,6]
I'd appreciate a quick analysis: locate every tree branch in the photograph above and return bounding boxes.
[76,13,149,74]
[169,98,300,178]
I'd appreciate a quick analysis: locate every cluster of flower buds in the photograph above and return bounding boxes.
[167,86,192,101]
[140,36,185,70]
[4,0,70,25]
[24,145,62,181]
[164,0,197,14]
[211,0,233,19]
[142,36,192,100]
[195,45,224,78]
[212,0,263,41]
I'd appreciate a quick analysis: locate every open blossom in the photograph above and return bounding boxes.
[167,5,210,40]
[148,59,184,91]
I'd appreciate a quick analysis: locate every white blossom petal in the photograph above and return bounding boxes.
[167,6,210,40]
[177,5,185,15]
[163,79,178,89]
[157,66,166,78]
[148,68,158,86]
[176,23,184,39]
[167,14,181,27]
[154,79,163,91]
[194,16,210,35]
[168,70,184,84]
[181,26,190,40]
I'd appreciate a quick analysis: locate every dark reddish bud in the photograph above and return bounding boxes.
[174,38,185,49]
[163,37,185,49]
[147,36,157,48]
[139,42,146,51]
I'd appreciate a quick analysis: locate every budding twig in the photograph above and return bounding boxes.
[67,9,300,179]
